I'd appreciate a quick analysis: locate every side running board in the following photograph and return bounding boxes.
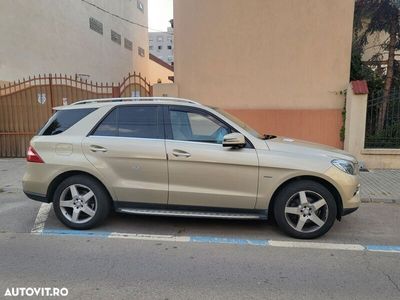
[116,207,267,220]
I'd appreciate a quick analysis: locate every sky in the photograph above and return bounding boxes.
[148,0,173,32]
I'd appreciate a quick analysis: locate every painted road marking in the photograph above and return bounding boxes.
[366,245,400,253]
[268,240,365,251]
[30,203,399,254]
[109,232,190,242]
[190,236,268,246]
[31,203,52,234]
[36,228,400,254]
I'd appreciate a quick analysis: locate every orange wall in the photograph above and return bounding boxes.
[227,109,343,148]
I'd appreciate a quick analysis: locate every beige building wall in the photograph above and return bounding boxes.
[147,59,174,84]
[0,0,149,83]
[173,0,355,147]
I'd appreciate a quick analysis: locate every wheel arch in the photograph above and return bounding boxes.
[46,170,115,206]
[267,175,343,221]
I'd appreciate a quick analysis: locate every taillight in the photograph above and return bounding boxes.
[27,146,44,163]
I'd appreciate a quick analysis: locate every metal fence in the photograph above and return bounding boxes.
[0,73,152,157]
[365,89,400,148]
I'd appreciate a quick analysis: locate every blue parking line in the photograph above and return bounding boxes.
[366,245,400,253]
[36,229,400,253]
[190,236,269,246]
[41,228,111,238]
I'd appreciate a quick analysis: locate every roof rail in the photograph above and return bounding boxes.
[71,97,200,106]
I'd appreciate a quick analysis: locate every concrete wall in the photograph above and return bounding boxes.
[173,0,355,147]
[0,0,149,83]
[344,82,400,169]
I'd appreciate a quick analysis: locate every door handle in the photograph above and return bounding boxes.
[89,145,108,152]
[172,149,191,158]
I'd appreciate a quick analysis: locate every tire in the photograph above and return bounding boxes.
[53,175,111,230]
[273,180,337,239]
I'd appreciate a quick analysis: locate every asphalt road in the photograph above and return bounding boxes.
[0,159,400,299]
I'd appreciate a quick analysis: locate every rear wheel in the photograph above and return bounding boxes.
[273,180,337,239]
[53,175,111,229]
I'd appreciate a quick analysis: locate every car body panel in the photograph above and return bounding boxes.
[82,136,168,204]
[165,140,259,209]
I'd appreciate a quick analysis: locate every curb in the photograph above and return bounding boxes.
[361,198,400,204]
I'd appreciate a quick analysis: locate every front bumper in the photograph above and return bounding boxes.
[324,166,361,216]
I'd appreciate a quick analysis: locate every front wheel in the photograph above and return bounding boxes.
[53,175,111,229]
[273,180,337,239]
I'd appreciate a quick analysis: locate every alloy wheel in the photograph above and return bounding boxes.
[284,190,329,233]
[59,184,98,224]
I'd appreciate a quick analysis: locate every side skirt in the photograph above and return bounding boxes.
[114,202,268,220]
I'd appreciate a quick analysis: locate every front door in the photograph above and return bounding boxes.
[82,105,168,204]
[165,106,259,209]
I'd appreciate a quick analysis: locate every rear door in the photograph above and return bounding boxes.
[82,105,168,204]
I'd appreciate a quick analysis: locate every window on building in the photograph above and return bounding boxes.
[167,45,172,50]
[149,45,154,50]
[158,45,162,50]
[111,30,121,45]
[138,47,145,57]
[167,37,173,43]
[137,0,144,12]
[124,38,133,50]
[89,17,103,35]
[157,36,163,42]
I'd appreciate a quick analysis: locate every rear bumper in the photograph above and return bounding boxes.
[342,207,359,216]
[23,191,50,203]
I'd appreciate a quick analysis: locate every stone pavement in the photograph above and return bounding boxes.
[0,159,400,204]
[360,169,400,203]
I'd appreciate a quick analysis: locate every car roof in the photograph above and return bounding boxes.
[54,97,203,110]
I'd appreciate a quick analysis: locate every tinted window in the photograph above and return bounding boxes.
[118,106,159,138]
[40,108,96,136]
[92,106,161,139]
[92,109,118,136]
[169,110,230,144]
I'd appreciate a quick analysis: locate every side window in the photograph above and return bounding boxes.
[169,109,230,144]
[40,108,96,136]
[118,106,159,138]
[92,109,118,136]
[92,106,161,139]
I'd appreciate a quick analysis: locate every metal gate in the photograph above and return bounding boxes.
[0,73,152,157]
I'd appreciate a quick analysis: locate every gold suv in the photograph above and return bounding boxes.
[23,97,360,239]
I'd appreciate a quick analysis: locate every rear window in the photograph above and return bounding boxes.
[39,108,96,136]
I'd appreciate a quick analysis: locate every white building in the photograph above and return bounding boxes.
[0,0,167,83]
[149,27,174,65]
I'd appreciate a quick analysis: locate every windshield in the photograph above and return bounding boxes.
[213,107,265,139]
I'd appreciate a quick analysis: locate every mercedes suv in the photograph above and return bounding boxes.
[23,97,360,239]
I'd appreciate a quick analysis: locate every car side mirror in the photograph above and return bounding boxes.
[222,133,246,148]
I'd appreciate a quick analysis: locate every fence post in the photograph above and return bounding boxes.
[344,80,369,159]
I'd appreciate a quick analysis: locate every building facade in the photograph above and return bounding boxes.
[0,0,171,84]
[173,0,355,147]
[149,27,174,65]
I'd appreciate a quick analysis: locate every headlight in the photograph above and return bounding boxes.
[331,159,356,175]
